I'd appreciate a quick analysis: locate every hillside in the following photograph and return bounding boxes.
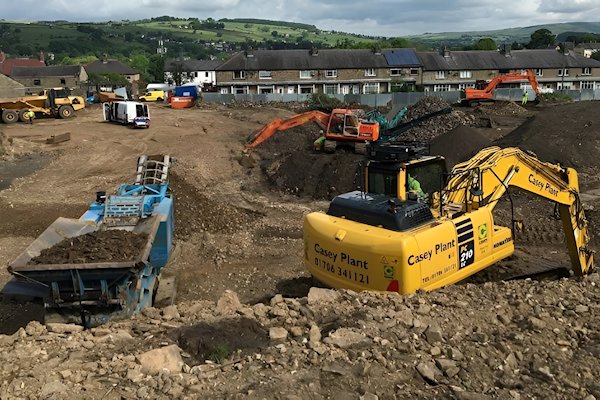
[408,21,600,48]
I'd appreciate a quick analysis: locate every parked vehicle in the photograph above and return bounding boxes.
[139,90,165,102]
[0,88,85,123]
[103,101,150,128]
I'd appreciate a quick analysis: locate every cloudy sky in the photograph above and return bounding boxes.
[6,0,600,36]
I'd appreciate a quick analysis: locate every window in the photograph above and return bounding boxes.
[234,87,247,94]
[258,70,272,79]
[33,79,41,86]
[558,68,569,77]
[364,68,376,77]
[299,85,313,94]
[324,84,337,94]
[299,70,312,79]
[410,69,419,75]
[258,86,273,93]
[233,71,246,79]
[390,68,402,76]
[325,70,337,78]
[60,78,66,84]
[435,71,446,79]
[459,71,472,79]
[535,69,543,77]
[205,72,209,78]
[433,84,450,92]
[557,82,573,90]
[363,83,379,93]
[581,81,595,89]
[458,83,475,90]
[582,67,592,76]
[220,88,229,94]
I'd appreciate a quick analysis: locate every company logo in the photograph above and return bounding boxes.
[383,265,395,279]
[478,223,488,241]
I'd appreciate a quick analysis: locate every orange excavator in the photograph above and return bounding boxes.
[246,109,379,154]
[460,69,541,105]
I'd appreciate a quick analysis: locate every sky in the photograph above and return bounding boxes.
[6,0,600,37]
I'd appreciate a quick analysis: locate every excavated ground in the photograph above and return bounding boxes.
[1,99,600,399]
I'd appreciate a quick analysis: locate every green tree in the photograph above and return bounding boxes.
[60,55,97,65]
[148,54,165,82]
[388,37,411,48]
[528,28,555,49]
[473,38,497,50]
[129,53,150,81]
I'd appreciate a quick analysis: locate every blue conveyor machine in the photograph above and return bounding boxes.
[3,155,174,327]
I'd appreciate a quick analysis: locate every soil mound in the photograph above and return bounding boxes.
[30,230,147,264]
[401,97,475,141]
[430,125,492,168]
[257,123,363,200]
[170,172,259,238]
[495,102,600,175]
[473,101,530,117]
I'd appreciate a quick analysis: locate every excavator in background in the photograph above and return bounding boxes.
[460,69,542,105]
[246,109,379,154]
[304,143,594,294]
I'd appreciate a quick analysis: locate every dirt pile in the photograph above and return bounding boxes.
[170,172,259,238]
[495,102,600,178]
[401,97,476,141]
[2,277,600,399]
[474,101,531,117]
[30,230,147,264]
[0,131,10,158]
[430,125,492,168]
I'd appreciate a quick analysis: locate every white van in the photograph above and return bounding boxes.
[103,101,150,128]
[145,83,172,92]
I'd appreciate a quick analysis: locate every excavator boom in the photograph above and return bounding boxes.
[463,69,541,103]
[246,110,331,148]
[444,146,593,275]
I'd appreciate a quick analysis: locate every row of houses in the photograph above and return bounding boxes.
[209,47,600,95]
[2,47,600,97]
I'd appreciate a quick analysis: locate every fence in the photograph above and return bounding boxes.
[202,89,600,109]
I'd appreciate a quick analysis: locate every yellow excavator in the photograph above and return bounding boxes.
[304,143,594,293]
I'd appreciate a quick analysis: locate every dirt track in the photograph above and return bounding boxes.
[2,99,600,398]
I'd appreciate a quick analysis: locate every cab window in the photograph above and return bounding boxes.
[368,169,397,196]
[406,160,446,196]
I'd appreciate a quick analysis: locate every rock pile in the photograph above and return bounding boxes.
[401,97,476,141]
[2,273,600,399]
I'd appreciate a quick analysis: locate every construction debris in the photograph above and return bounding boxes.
[45,132,71,144]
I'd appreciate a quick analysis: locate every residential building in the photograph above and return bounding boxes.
[0,51,45,76]
[575,42,600,58]
[85,58,140,83]
[417,48,600,91]
[215,48,421,95]
[164,59,222,88]
[11,65,88,92]
[0,73,25,98]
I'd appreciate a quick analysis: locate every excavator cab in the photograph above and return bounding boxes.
[365,143,448,203]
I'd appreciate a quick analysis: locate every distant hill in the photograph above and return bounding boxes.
[408,21,600,48]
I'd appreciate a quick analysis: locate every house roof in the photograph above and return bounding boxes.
[0,73,24,88]
[85,59,138,75]
[217,49,393,71]
[11,65,82,78]
[418,49,600,70]
[383,48,421,67]
[576,43,600,50]
[0,59,45,76]
[165,59,222,72]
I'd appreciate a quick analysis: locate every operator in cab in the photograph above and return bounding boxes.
[407,174,425,201]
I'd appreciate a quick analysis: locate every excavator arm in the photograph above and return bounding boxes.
[443,146,594,275]
[246,110,331,148]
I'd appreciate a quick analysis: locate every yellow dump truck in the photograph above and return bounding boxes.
[0,88,85,123]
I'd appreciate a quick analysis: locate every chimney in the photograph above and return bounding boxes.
[0,51,5,63]
[102,53,108,64]
[39,50,45,64]
[441,46,450,58]
[310,48,319,56]
[500,44,512,57]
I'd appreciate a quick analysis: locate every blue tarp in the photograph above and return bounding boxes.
[174,86,198,98]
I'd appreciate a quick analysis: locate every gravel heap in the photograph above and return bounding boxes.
[2,273,600,399]
[401,97,476,141]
